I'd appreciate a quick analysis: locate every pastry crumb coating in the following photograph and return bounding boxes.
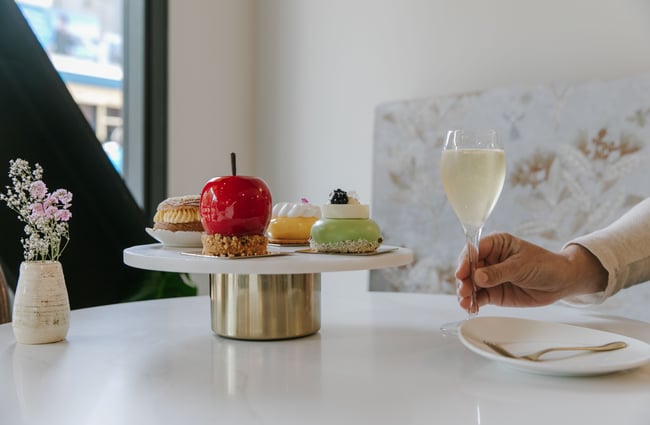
[201,233,268,257]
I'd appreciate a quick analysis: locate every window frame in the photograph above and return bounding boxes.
[124,0,167,220]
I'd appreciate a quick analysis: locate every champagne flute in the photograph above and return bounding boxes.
[439,129,505,335]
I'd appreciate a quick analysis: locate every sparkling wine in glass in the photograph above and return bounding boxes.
[439,129,505,335]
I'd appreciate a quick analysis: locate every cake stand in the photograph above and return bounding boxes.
[123,244,413,340]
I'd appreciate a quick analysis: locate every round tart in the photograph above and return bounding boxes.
[310,189,382,253]
[267,199,321,245]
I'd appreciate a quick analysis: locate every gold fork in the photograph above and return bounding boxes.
[482,340,628,361]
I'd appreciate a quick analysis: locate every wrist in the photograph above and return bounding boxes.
[560,244,608,297]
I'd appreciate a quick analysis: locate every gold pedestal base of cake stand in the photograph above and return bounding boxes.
[209,272,321,340]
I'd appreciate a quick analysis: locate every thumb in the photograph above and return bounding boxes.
[474,263,510,288]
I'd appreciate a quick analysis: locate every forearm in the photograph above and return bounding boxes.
[564,198,650,304]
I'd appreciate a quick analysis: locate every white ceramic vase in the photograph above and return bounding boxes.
[12,261,70,344]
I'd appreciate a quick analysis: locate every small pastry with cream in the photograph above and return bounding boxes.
[310,189,382,253]
[266,198,321,245]
[153,195,203,232]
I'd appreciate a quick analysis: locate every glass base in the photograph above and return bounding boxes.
[440,312,477,336]
[440,320,463,336]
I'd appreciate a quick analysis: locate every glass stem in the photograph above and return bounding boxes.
[464,224,482,318]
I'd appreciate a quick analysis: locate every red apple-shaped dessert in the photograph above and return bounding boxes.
[200,176,272,236]
[200,153,273,256]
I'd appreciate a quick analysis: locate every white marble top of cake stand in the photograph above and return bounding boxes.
[123,244,413,275]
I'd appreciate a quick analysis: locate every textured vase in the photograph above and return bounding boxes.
[12,261,70,344]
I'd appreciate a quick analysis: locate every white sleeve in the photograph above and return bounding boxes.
[562,198,650,305]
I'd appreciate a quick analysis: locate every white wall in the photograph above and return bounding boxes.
[168,0,650,291]
[253,0,650,204]
[169,0,650,200]
[167,0,254,196]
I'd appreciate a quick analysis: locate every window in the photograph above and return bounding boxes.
[16,0,125,172]
[15,0,167,217]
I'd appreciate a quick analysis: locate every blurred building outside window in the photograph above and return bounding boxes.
[16,0,124,174]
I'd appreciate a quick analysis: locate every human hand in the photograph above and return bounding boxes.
[455,233,606,309]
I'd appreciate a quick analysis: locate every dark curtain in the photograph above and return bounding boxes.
[0,0,150,308]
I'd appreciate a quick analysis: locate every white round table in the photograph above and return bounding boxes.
[2,292,649,425]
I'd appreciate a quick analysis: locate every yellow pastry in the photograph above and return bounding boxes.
[266,199,321,244]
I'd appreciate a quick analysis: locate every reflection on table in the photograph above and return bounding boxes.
[1,277,649,425]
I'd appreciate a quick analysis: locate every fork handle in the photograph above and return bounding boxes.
[533,341,627,357]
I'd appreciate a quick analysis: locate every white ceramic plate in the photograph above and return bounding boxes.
[459,316,650,376]
[145,227,203,248]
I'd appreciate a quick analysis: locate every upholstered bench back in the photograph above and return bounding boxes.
[370,75,650,295]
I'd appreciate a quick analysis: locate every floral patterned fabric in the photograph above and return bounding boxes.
[370,74,650,298]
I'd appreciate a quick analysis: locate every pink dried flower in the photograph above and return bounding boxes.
[1,159,73,261]
[29,181,47,200]
[55,209,72,222]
